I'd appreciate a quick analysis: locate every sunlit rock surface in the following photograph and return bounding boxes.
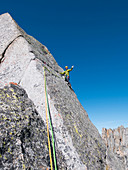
[0,13,116,170]
[102,126,128,170]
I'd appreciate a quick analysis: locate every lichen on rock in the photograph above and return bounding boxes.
[0,84,50,169]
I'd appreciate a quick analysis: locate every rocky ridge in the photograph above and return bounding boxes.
[102,126,128,170]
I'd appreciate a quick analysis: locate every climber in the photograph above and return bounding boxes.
[60,66,74,86]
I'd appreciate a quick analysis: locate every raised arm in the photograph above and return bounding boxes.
[67,66,74,72]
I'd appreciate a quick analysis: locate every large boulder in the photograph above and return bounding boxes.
[0,84,50,169]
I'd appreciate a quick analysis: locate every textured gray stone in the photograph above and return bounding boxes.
[0,36,35,86]
[0,84,50,169]
[0,13,21,58]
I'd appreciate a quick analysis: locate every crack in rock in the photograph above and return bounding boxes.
[0,35,23,63]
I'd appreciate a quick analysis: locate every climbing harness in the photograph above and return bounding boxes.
[43,67,57,170]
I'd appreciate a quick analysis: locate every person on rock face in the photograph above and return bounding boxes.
[60,66,74,86]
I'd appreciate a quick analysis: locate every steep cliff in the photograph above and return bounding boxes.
[102,126,128,170]
[0,12,116,170]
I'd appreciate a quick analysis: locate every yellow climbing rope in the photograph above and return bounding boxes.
[44,67,53,170]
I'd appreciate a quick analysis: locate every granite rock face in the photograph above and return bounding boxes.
[102,126,128,170]
[0,84,50,169]
[0,13,108,169]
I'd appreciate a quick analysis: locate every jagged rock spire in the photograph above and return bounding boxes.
[102,126,128,170]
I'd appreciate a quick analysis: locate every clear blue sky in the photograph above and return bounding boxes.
[1,0,128,133]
